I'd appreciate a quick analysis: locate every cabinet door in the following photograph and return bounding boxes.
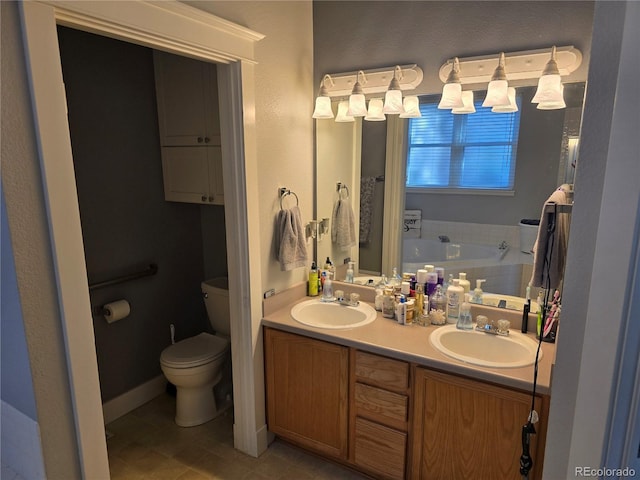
[161,147,210,203]
[153,51,220,146]
[411,368,545,480]
[264,328,349,460]
[206,146,224,205]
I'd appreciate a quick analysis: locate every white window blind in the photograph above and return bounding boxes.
[406,94,521,192]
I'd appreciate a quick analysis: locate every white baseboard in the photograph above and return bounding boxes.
[1,401,46,480]
[102,375,167,424]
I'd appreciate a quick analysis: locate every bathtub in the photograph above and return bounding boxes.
[402,238,504,271]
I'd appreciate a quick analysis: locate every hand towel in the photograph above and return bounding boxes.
[276,205,308,271]
[331,198,356,251]
[359,176,376,244]
[530,188,570,289]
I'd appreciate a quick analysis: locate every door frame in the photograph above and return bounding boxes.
[19,1,265,477]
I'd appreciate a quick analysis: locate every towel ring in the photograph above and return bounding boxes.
[279,188,299,209]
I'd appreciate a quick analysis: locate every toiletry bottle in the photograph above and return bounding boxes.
[429,284,447,325]
[536,292,544,337]
[406,299,415,325]
[458,272,471,294]
[401,281,411,297]
[426,272,438,298]
[374,287,384,311]
[435,267,445,286]
[423,264,435,273]
[322,272,334,301]
[308,262,318,297]
[443,273,453,293]
[346,261,355,283]
[457,294,473,330]
[447,279,463,324]
[471,279,486,304]
[390,267,402,294]
[414,283,425,318]
[396,296,407,325]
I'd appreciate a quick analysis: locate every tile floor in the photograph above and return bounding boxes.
[107,393,369,480]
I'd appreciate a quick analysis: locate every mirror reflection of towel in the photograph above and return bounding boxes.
[530,188,570,289]
[276,206,308,271]
[359,177,376,244]
[331,198,356,251]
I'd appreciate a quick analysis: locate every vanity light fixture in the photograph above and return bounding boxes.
[438,57,464,109]
[492,87,518,113]
[399,95,422,118]
[537,84,566,110]
[364,98,386,121]
[347,70,368,117]
[312,74,335,119]
[532,46,565,109]
[335,100,355,122]
[482,52,510,107]
[382,66,405,114]
[451,90,476,114]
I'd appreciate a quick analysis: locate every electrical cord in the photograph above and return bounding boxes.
[521,204,557,479]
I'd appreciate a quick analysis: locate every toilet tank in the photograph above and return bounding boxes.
[202,277,230,336]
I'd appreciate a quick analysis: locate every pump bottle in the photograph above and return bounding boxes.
[458,272,471,294]
[346,261,355,283]
[471,279,486,304]
[447,279,463,324]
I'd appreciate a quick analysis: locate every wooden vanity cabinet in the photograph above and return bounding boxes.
[410,367,548,480]
[264,328,349,460]
[350,350,410,480]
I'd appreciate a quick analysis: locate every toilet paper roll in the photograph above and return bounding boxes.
[103,300,130,323]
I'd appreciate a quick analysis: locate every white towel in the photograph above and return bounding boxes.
[359,177,376,244]
[331,198,356,251]
[276,206,308,271]
[530,188,570,289]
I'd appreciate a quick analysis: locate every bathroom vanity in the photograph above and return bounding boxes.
[262,285,553,480]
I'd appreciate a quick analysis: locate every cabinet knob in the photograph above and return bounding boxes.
[204,137,210,143]
[209,196,214,202]
[197,137,204,143]
[201,195,207,202]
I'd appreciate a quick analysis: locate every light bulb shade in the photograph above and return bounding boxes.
[438,82,463,109]
[335,100,355,122]
[399,96,421,118]
[532,74,563,104]
[482,79,510,107]
[383,89,404,114]
[492,87,518,113]
[452,91,476,114]
[537,83,566,110]
[347,93,367,117]
[312,95,334,119]
[364,98,386,121]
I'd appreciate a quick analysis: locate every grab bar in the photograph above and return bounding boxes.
[89,263,158,291]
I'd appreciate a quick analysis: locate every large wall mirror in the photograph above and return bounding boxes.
[316,82,585,310]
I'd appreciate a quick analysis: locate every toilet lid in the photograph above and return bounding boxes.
[160,332,229,368]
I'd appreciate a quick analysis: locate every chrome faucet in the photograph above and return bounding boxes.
[438,235,450,243]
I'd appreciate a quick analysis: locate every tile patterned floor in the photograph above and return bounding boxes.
[106,393,369,480]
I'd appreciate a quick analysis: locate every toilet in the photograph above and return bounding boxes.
[160,277,231,427]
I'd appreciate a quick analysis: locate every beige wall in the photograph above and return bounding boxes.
[185,1,315,293]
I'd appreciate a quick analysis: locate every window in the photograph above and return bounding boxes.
[406,94,521,193]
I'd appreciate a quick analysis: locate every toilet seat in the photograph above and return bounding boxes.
[160,332,229,369]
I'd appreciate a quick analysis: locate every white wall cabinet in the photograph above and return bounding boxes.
[153,51,223,204]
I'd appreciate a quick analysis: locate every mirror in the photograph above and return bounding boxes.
[316,83,585,310]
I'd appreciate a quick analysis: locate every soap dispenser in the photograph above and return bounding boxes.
[458,272,471,294]
[471,279,486,304]
[457,294,473,330]
[346,261,355,283]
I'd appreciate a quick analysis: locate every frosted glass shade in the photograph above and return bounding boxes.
[452,91,476,114]
[399,96,421,118]
[438,83,463,109]
[335,100,355,122]
[312,96,334,119]
[492,87,518,113]
[383,89,404,114]
[364,98,385,121]
[482,80,510,107]
[347,93,367,117]
[532,74,563,104]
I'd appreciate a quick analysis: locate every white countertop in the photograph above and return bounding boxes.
[262,292,555,395]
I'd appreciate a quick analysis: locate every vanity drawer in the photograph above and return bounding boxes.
[355,351,409,392]
[355,383,408,430]
[354,417,406,480]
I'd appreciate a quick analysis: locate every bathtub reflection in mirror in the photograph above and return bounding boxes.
[316,84,585,310]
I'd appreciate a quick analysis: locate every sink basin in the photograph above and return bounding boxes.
[430,325,542,368]
[291,299,377,329]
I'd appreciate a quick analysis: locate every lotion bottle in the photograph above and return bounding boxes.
[458,272,471,294]
[447,279,463,324]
